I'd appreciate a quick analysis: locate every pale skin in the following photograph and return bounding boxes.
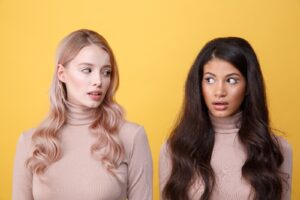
[57,44,112,108]
[202,58,247,118]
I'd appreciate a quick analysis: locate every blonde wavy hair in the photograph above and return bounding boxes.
[26,29,124,177]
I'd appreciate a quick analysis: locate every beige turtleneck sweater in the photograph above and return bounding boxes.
[13,104,153,200]
[159,112,292,200]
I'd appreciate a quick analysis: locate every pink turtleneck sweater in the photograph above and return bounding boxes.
[159,112,292,200]
[13,104,153,200]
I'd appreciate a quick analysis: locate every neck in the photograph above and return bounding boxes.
[65,101,97,126]
[209,112,242,134]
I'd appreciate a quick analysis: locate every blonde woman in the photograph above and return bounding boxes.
[13,29,153,200]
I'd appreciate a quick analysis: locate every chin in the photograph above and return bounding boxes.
[211,111,232,118]
[81,101,102,109]
[89,103,102,108]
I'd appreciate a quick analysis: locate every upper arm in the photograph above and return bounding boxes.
[12,133,34,200]
[278,137,293,200]
[159,143,172,199]
[127,127,153,200]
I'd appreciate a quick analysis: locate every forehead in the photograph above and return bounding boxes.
[71,44,111,65]
[203,58,241,75]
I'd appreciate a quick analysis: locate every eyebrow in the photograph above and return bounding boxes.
[78,62,94,66]
[203,72,242,77]
[78,63,112,68]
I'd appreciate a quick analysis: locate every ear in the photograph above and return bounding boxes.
[57,64,66,82]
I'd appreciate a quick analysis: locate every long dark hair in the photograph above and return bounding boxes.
[163,37,284,200]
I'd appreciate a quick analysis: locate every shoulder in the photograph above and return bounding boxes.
[159,141,173,165]
[119,121,149,153]
[17,128,36,147]
[14,128,36,162]
[160,142,170,158]
[273,135,293,188]
[274,135,292,155]
[120,121,144,133]
[274,135,293,171]
[159,142,172,169]
[119,121,147,140]
[159,142,172,190]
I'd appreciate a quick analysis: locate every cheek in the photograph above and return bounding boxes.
[66,73,87,89]
[232,87,246,106]
[103,79,111,90]
[202,85,212,101]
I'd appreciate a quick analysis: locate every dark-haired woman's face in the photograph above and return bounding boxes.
[202,58,246,118]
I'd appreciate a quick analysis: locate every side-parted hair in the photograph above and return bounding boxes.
[26,29,124,178]
[163,37,285,200]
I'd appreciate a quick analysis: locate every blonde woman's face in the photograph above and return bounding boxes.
[57,44,112,108]
[202,58,246,118]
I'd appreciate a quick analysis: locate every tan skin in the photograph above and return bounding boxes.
[202,58,247,118]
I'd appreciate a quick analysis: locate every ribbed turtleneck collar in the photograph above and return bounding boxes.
[210,112,242,134]
[66,102,96,126]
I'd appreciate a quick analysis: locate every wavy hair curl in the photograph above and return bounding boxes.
[163,37,285,200]
[26,29,124,178]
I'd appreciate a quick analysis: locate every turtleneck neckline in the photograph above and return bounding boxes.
[65,101,97,126]
[210,112,242,134]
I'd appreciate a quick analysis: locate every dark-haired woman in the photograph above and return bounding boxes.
[159,37,292,200]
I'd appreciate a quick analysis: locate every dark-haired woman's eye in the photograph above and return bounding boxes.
[227,78,238,84]
[204,77,215,84]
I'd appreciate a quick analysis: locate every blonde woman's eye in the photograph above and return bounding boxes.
[227,78,238,84]
[204,77,215,84]
[81,68,92,73]
[103,69,112,77]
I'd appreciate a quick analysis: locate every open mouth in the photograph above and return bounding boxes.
[212,102,228,110]
[88,92,101,96]
[213,102,228,105]
[88,92,102,101]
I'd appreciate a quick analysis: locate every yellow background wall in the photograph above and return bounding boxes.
[0,0,299,199]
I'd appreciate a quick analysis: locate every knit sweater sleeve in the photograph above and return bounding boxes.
[278,136,293,200]
[127,126,153,200]
[159,143,171,199]
[12,132,34,200]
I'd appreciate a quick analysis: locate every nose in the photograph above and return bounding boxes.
[214,81,226,98]
[92,71,102,87]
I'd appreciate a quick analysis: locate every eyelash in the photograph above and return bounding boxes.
[102,69,112,77]
[204,77,215,84]
[81,68,112,77]
[227,78,238,84]
[81,68,92,73]
[204,77,239,84]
